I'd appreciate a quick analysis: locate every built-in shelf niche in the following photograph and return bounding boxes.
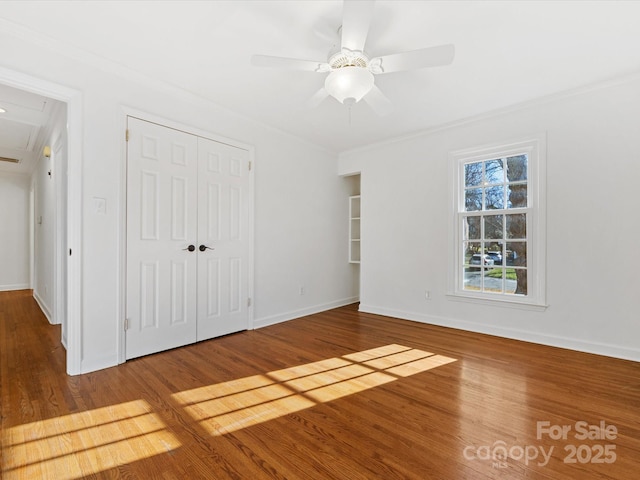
[349,195,361,263]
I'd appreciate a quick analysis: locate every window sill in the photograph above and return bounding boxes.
[446,293,548,312]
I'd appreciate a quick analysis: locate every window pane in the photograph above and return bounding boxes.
[506,242,527,267]
[463,266,483,291]
[484,215,503,240]
[465,188,482,211]
[464,242,481,264]
[506,155,527,182]
[504,268,518,294]
[507,183,527,208]
[485,242,503,265]
[506,213,526,239]
[505,265,528,296]
[485,159,504,184]
[484,186,504,209]
[483,267,504,293]
[465,162,483,187]
[463,216,481,240]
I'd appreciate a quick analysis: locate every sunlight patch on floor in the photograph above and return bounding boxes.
[172,344,457,436]
[2,400,181,480]
[3,345,456,478]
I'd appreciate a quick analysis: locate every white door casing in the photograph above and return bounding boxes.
[126,117,250,359]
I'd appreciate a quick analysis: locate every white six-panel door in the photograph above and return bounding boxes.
[196,137,250,341]
[126,117,250,360]
[198,138,249,340]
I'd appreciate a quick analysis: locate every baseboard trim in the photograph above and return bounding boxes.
[253,297,359,330]
[0,283,30,292]
[80,353,119,375]
[359,303,640,363]
[33,290,54,325]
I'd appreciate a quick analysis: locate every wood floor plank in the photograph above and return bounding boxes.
[1,290,639,479]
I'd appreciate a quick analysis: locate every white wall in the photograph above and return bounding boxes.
[31,102,67,325]
[32,146,54,319]
[339,75,640,362]
[0,25,357,373]
[0,172,30,291]
[253,141,358,328]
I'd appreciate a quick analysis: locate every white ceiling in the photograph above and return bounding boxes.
[1,1,640,156]
[0,83,57,174]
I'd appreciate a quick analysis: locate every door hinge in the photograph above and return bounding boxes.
[69,248,72,256]
[247,298,252,307]
[124,318,130,331]
[248,161,252,171]
[125,129,130,142]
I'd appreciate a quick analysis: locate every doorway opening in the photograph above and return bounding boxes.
[0,66,82,375]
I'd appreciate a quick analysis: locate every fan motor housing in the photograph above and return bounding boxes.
[329,50,369,69]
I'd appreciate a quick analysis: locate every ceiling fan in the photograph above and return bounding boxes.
[251,0,455,115]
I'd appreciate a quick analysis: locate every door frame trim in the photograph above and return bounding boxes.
[0,66,83,375]
[118,107,255,364]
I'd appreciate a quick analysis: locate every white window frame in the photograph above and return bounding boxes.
[448,135,547,309]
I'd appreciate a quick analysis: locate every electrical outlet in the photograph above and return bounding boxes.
[425,290,431,299]
[299,286,306,295]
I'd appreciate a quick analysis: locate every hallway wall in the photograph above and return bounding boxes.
[0,171,30,291]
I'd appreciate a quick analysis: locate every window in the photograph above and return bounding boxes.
[449,136,546,307]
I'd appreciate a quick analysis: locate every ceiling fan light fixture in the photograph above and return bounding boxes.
[324,66,374,104]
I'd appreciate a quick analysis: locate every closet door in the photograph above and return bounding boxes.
[196,137,250,340]
[126,117,198,359]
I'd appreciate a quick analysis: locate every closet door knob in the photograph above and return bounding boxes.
[183,245,196,252]
[199,245,214,252]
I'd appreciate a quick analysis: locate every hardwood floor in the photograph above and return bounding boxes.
[1,290,639,479]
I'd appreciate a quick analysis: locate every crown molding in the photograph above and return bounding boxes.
[339,68,640,158]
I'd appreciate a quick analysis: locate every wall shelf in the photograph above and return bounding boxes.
[349,195,361,263]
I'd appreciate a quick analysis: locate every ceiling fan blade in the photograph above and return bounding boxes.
[341,0,375,53]
[371,44,455,74]
[363,85,392,116]
[307,88,329,108]
[251,55,329,72]
[312,17,340,46]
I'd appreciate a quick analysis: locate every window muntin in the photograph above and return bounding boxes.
[450,137,545,307]
[461,155,529,296]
